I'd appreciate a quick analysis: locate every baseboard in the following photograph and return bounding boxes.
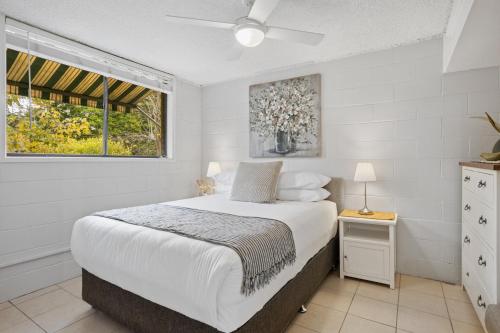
[0,250,81,302]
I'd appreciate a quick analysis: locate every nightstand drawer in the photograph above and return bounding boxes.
[343,240,390,280]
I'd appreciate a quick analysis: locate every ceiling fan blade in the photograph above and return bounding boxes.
[164,15,235,29]
[247,0,281,23]
[266,27,324,45]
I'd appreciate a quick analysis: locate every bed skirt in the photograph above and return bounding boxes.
[82,235,338,333]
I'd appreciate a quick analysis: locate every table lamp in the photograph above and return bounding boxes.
[206,161,222,178]
[354,162,376,215]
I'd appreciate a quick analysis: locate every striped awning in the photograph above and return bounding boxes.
[6,49,155,112]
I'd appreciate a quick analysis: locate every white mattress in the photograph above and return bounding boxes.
[71,195,338,332]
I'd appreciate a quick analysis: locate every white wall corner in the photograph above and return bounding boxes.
[443,0,474,73]
[444,0,500,73]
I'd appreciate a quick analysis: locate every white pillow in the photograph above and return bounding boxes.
[213,171,235,185]
[278,188,331,202]
[213,171,235,193]
[278,171,331,190]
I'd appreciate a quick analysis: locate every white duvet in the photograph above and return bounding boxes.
[71,195,338,332]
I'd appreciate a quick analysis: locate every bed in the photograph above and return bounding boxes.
[70,178,342,333]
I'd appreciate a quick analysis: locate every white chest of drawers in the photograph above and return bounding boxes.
[460,162,500,331]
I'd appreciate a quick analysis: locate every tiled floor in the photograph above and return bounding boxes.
[0,272,484,333]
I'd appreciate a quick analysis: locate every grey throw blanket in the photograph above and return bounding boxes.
[93,204,296,296]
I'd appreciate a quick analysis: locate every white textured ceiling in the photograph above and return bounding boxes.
[0,0,452,85]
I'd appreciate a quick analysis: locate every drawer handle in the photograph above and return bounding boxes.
[478,255,487,267]
[478,180,487,188]
[464,176,471,182]
[477,295,486,308]
[478,215,487,225]
[464,204,471,211]
[466,272,470,277]
[463,236,470,244]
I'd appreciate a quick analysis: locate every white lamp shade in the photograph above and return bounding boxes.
[206,161,222,178]
[354,162,376,182]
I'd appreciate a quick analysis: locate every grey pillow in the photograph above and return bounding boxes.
[230,161,283,203]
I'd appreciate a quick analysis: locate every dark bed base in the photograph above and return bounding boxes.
[82,235,338,333]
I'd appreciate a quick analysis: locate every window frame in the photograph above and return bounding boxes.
[0,17,175,162]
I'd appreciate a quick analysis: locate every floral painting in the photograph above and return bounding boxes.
[249,74,321,157]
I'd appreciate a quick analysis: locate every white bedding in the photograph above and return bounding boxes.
[70,194,338,332]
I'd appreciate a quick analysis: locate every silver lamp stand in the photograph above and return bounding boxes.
[358,182,374,215]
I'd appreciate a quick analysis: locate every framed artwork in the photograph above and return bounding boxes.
[249,73,321,157]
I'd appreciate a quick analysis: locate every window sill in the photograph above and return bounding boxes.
[0,155,176,163]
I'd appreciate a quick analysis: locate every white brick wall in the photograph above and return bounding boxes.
[201,39,500,283]
[0,79,202,302]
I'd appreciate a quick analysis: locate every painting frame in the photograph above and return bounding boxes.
[249,73,321,158]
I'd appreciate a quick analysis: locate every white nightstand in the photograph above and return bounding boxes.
[339,211,397,289]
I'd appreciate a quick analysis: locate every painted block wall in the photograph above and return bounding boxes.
[201,39,500,283]
[0,79,202,302]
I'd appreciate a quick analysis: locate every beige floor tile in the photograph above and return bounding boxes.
[293,303,346,333]
[31,297,94,333]
[321,273,359,294]
[397,306,453,333]
[348,295,397,327]
[399,289,448,317]
[310,289,354,312]
[57,311,128,333]
[10,285,60,305]
[1,320,45,333]
[356,281,399,304]
[452,320,485,333]
[340,314,396,333]
[400,275,444,297]
[446,299,481,326]
[58,276,82,298]
[395,273,401,289]
[0,306,30,331]
[442,283,471,303]
[0,302,12,311]
[15,289,76,318]
[286,324,316,333]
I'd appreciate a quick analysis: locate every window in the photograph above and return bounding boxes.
[6,49,167,157]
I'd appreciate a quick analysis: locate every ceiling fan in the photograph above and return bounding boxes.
[164,0,324,54]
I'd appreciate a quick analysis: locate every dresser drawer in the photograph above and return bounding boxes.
[464,266,491,329]
[463,169,495,205]
[463,224,497,300]
[462,191,496,250]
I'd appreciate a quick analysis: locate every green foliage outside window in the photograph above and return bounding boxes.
[6,92,163,156]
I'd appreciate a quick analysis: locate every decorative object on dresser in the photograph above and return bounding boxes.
[354,162,377,215]
[197,161,221,195]
[338,209,397,289]
[249,74,321,158]
[486,112,500,152]
[460,161,500,332]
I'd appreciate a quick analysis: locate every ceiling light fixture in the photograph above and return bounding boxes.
[234,19,266,47]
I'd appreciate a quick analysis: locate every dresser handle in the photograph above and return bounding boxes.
[477,295,486,308]
[478,255,487,267]
[478,215,487,225]
[464,176,471,182]
[463,236,470,244]
[478,180,487,188]
[464,204,471,211]
[466,272,470,277]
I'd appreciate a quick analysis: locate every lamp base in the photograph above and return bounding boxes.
[358,207,374,215]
